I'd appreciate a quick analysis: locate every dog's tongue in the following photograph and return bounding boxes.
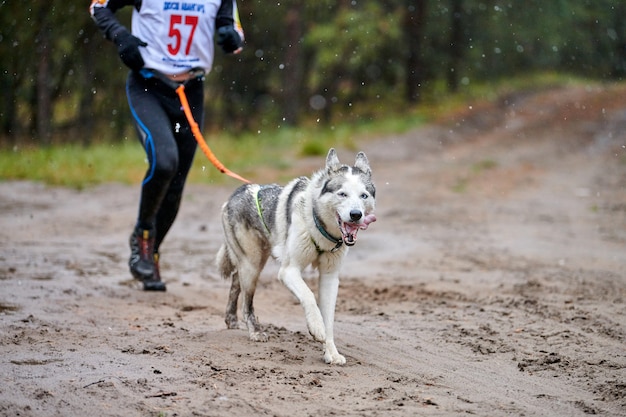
[342,214,376,245]
[362,214,377,228]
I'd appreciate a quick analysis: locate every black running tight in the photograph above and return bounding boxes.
[126,71,203,252]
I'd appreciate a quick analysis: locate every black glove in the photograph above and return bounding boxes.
[217,26,242,54]
[114,31,147,71]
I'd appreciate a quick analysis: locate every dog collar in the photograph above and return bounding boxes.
[312,207,343,252]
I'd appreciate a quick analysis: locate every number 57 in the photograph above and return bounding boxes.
[167,14,198,55]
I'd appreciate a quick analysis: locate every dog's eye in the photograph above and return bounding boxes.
[360,193,368,200]
[338,191,347,198]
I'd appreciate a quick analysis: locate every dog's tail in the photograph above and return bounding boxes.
[216,243,236,280]
[216,204,237,280]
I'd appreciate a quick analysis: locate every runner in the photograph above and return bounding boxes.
[90,0,244,291]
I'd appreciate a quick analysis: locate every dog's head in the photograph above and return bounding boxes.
[319,148,377,246]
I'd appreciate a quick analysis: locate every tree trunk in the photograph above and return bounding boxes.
[404,0,427,103]
[612,3,626,77]
[36,23,52,145]
[1,75,17,144]
[447,0,463,92]
[281,1,303,126]
[79,34,96,146]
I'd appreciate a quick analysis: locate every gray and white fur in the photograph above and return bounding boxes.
[216,148,376,365]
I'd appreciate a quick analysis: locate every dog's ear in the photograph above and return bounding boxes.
[354,152,371,177]
[326,148,341,172]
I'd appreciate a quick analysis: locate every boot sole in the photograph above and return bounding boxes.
[142,280,167,291]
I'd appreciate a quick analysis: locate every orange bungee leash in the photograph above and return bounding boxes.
[142,68,251,184]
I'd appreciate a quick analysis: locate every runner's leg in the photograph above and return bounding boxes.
[126,73,180,232]
[153,79,203,252]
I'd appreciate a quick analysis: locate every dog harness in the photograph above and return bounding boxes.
[254,187,343,253]
[253,186,272,235]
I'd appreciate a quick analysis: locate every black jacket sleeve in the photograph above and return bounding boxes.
[90,0,141,41]
[215,0,237,30]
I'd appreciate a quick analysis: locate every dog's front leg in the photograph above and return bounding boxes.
[279,264,326,343]
[319,272,346,365]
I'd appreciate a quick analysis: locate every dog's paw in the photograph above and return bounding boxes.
[307,320,326,343]
[225,314,239,329]
[249,331,269,342]
[323,350,346,365]
[324,340,346,365]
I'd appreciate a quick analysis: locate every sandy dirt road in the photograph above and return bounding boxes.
[1,83,625,416]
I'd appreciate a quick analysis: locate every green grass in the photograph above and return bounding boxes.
[0,113,423,188]
[471,159,498,174]
[451,159,499,194]
[0,141,147,189]
[413,71,588,120]
[0,72,597,189]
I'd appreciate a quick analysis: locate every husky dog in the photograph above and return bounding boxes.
[216,148,376,365]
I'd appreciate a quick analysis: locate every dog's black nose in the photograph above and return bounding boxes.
[350,210,362,221]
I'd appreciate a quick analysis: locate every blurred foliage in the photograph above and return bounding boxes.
[0,73,597,188]
[0,0,624,146]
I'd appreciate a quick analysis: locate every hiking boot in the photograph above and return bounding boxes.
[128,227,165,291]
[144,253,166,292]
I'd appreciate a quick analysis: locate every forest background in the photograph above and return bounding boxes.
[0,0,625,147]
